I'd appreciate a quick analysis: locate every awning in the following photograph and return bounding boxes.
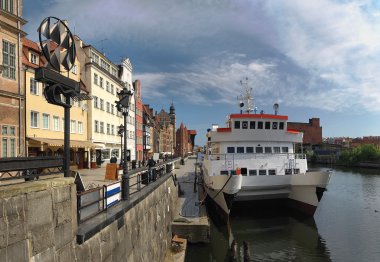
[28,137,103,149]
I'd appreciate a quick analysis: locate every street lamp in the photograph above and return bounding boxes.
[118,124,124,167]
[116,86,134,200]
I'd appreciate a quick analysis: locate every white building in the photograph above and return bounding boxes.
[75,36,132,166]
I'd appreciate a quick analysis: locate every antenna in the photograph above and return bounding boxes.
[96,38,108,54]
[237,77,254,114]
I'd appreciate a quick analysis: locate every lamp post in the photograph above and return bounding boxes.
[118,124,124,167]
[116,86,134,200]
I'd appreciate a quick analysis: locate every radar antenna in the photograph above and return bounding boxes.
[238,77,254,114]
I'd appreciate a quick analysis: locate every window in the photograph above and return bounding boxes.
[99,77,103,88]
[91,52,99,64]
[93,96,98,108]
[100,99,104,110]
[70,120,76,133]
[94,73,98,85]
[111,105,114,115]
[282,147,289,153]
[78,122,83,134]
[285,169,292,175]
[265,122,271,129]
[107,123,110,134]
[246,147,254,153]
[2,126,7,135]
[249,170,257,176]
[95,120,99,133]
[259,170,267,176]
[272,122,278,130]
[227,147,235,153]
[106,81,110,92]
[1,0,14,13]
[9,126,15,135]
[10,138,15,157]
[2,40,16,80]
[269,169,276,175]
[258,121,263,129]
[53,116,60,131]
[250,121,255,129]
[242,121,248,129]
[111,84,114,94]
[265,147,272,153]
[234,121,240,129]
[2,138,7,157]
[111,125,115,135]
[237,147,244,153]
[101,59,110,71]
[279,122,284,130]
[274,147,281,153]
[111,68,117,77]
[294,169,300,174]
[30,78,38,95]
[106,102,110,113]
[30,53,38,64]
[100,122,104,133]
[31,111,39,128]
[61,118,65,131]
[71,64,77,74]
[42,114,50,129]
[256,146,263,153]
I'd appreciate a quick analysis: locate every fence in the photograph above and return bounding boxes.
[76,159,178,224]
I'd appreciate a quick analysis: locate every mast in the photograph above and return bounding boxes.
[238,77,254,114]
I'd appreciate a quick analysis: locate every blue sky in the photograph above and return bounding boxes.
[23,0,380,146]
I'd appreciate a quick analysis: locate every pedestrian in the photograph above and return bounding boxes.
[110,155,117,164]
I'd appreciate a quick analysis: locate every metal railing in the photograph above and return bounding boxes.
[76,158,179,224]
[0,156,64,181]
[206,153,307,161]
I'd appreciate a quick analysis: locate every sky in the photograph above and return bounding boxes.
[23,0,380,146]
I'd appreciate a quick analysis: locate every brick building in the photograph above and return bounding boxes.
[188,130,197,153]
[175,123,188,157]
[287,118,322,146]
[0,1,27,157]
[134,80,143,162]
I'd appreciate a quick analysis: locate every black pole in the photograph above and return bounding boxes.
[64,96,70,177]
[120,132,123,165]
[121,111,129,199]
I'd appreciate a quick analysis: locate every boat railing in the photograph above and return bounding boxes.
[206,153,306,161]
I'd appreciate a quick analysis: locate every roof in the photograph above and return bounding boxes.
[230,113,288,120]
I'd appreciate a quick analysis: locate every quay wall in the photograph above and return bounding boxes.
[0,175,178,261]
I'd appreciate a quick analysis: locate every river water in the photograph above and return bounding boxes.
[186,167,380,261]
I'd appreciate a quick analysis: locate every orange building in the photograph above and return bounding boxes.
[287,118,322,146]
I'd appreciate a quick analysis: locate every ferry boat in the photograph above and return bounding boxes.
[202,79,330,216]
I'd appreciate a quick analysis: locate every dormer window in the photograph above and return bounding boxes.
[30,53,38,64]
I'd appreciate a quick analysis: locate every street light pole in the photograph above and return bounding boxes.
[116,86,134,200]
[118,124,124,167]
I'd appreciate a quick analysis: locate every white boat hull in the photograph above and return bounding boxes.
[235,171,331,215]
[202,170,242,215]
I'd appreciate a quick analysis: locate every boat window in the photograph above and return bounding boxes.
[279,122,284,130]
[265,122,271,129]
[234,121,240,129]
[227,147,235,153]
[256,147,263,153]
[220,170,228,175]
[246,147,254,153]
[250,121,255,129]
[249,170,257,176]
[237,147,244,153]
[282,147,289,153]
[272,122,278,130]
[269,169,276,175]
[294,168,300,174]
[285,169,292,175]
[241,168,247,176]
[258,121,263,129]
[259,170,267,176]
[273,147,281,153]
[265,147,272,153]
[242,121,248,129]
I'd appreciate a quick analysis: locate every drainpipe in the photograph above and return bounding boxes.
[17,0,23,156]
[24,65,28,156]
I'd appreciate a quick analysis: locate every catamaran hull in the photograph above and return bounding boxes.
[234,171,330,215]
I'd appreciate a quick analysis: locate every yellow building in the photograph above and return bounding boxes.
[0,1,27,157]
[23,38,97,169]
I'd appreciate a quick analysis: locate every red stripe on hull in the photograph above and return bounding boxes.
[287,199,317,216]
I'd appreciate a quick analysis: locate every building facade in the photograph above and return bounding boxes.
[287,118,322,146]
[0,1,27,157]
[175,123,188,157]
[23,38,94,169]
[134,80,143,163]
